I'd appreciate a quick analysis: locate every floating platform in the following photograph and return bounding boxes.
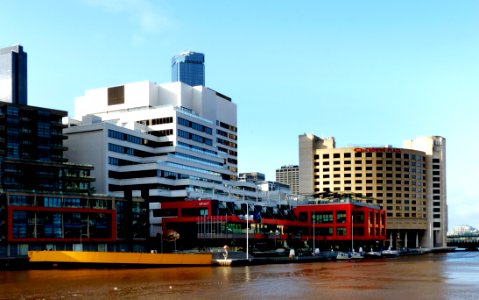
[28,251,213,268]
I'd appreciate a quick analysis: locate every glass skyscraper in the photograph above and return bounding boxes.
[171,51,205,86]
[0,45,27,105]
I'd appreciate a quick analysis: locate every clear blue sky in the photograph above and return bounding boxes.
[1,0,479,230]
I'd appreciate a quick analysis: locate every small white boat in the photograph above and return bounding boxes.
[364,249,382,258]
[336,250,364,260]
[336,251,350,260]
[381,246,400,258]
[364,247,382,258]
[350,250,364,259]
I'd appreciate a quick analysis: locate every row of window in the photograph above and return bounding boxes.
[316,172,426,180]
[217,121,237,132]
[173,152,223,168]
[108,129,143,145]
[165,161,222,177]
[217,137,237,148]
[314,187,426,199]
[316,152,425,160]
[216,129,237,141]
[177,141,217,156]
[317,184,425,192]
[149,129,173,137]
[317,178,424,185]
[316,160,425,167]
[178,129,213,146]
[137,116,173,126]
[386,212,425,218]
[108,143,134,155]
[178,117,212,135]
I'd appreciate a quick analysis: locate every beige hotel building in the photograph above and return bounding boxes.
[299,134,447,249]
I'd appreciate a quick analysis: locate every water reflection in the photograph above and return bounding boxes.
[0,252,478,299]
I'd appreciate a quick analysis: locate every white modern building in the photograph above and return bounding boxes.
[64,80,259,237]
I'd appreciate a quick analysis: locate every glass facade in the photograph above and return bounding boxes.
[0,102,94,193]
[171,51,205,86]
[0,45,27,105]
[7,193,116,241]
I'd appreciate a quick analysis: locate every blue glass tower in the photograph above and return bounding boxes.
[0,45,27,105]
[171,51,205,86]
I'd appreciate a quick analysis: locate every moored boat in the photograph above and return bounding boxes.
[336,250,364,260]
[381,246,400,258]
[364,248,382,259]
[350,250,364,259]
[336,251,350,260]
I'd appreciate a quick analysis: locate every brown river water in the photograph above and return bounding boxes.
[0,251,478,300]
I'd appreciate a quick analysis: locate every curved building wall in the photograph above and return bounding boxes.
[312,147,427,231]
[299,133,447,248]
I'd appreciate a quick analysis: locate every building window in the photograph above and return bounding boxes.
[313,212,333,223]
[336,211,346,223]
[108,86,125,105]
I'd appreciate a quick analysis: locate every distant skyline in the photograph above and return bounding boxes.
[1,0,479,229]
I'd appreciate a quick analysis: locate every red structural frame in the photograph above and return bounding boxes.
[294,203,386,242]
[6,206,117,243]
[160,199,386,242]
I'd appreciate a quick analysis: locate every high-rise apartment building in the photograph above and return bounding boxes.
[171,51,205,86]
[298,133,447,248]
[0,100,124,257]
[0,45,27,104]
[0,45,134,257]
[0,102,94,193]
[276,165,299,195]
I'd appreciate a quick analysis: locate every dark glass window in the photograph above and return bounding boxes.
[108,86,125,105]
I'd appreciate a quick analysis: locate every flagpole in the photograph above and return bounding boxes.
[351,214,354,252]
[246,198,249,260]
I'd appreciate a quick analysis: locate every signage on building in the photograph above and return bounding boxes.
[354,147,401,153]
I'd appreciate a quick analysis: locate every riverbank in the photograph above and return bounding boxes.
[0,247,459,270]
[2,251,478,299]
[0,256,29,270]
